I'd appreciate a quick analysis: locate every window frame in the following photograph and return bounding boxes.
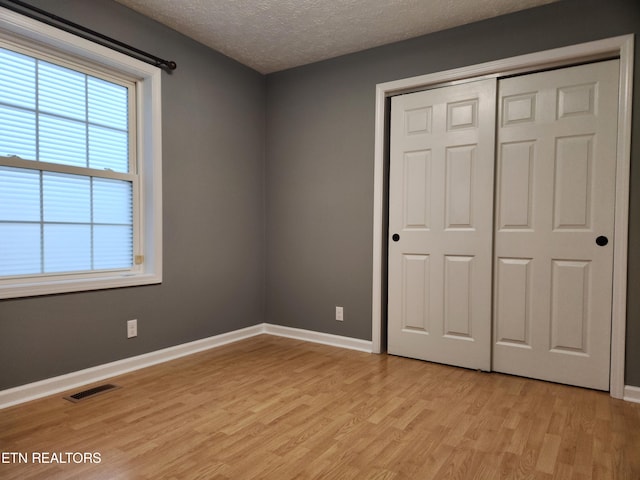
[0,6,162,299]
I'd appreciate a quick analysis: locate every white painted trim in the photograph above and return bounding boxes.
[264,324,374,353]
[0,325,264,410]
[372,35,634,399]
[0,324,372,409]
[0,6,163,299]
[609,36,634,399]
[372,84,387,355]
[623,386,640,404]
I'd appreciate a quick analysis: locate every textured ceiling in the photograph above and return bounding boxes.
[114,0,559,74]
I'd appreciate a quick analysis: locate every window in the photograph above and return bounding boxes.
[0,8,162,298]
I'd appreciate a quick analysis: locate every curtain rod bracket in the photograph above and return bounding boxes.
[159,60,177,71]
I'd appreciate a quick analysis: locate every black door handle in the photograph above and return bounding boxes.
[392,234,400,242]
[596,235,608,246]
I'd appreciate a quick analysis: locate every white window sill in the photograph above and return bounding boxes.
[0,272,162,299]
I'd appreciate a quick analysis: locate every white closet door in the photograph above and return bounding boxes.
[493,60,619,390]
[387,79,497,370]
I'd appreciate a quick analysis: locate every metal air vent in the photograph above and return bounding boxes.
[64,384,120,403]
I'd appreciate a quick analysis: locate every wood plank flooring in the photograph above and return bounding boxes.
[1,334,639,479]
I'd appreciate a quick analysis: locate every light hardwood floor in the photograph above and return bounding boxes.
[1,335,639,479]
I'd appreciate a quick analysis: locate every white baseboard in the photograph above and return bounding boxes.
[2,324,635,408]
[623,385,640,403]
[264,324,373,353]
[0,324,264,410]
[0,324,372,409]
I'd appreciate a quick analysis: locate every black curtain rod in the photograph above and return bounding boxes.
[0,0,177,71]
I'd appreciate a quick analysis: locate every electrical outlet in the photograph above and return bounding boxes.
[335,306,344,321]
[127,319,137,338]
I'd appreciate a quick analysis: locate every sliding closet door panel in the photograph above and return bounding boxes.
[493,60,619,390]
[388,79,496,370]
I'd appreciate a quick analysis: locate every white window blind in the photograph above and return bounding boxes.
[0,46,137,278]
[0,6,162,299]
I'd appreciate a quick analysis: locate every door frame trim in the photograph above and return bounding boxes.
[371,34,634,399]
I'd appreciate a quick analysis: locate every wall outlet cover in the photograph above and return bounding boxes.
[127,319,138,338]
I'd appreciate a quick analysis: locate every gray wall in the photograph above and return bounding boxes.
[265,0,640,385]
[0,0,267,390]
[2,0,640,391]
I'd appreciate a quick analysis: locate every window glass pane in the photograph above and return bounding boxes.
[43,172,90,223]
[43,224,90,273]
[89,125,128,172]
[0,223,41,276]
[93,178,132,224]
[0,105,36,159]
[88,76,127,130]
[39,114,87,166]
[0,167,40,221]
[0,37,147,292]
[38,61,85,121]
[0,48,35,109]
[94,225,132,269]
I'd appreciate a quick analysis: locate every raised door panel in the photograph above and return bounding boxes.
[497,141,534,230]
[445,146,475,230]
[553,135,593,230]
[550,260,590,354]
[403,151,431,230]
[443,255,474,338]
[495,258,532,347]
[401,254,430,333]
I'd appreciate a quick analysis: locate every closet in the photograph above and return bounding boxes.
[387,60,619,390]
